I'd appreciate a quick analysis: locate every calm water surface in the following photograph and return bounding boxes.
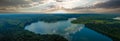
[25,18,112,41]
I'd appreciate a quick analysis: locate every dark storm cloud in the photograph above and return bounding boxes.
[0,0,44,8]
[95,0,120,8]
[0,0,30,7]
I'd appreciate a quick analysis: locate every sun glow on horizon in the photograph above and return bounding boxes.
[47,10,69,13]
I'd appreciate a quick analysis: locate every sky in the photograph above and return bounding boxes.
[0,0,120,13]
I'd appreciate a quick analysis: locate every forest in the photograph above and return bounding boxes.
[71,14,120,41]
[0,14,120,41]
[0,14,68,41]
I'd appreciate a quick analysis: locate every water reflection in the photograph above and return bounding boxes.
[25,18,84,37]
[113,17,120,20]
[25,18,112,41]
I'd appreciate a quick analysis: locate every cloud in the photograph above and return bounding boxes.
[0,0,119,13]
[64,0,120,13]
[94,0,120,8]
[0,0,45,8]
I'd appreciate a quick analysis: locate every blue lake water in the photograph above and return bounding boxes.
[25,18,112,41]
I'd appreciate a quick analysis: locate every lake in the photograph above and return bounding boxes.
[25,18,112,41]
